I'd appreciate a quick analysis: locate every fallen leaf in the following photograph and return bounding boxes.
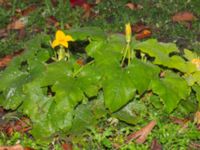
[95,0,101,4]
[135,29,151,40]
[76,58,85,66]
[189,142,200,149]
[5,116,31,136]
[170,116,190,127]
[0,49,24,68]
[194,111,200,125]
[82,3,95,19]
[125,2,143,10]
[172,11,196,22]
[46,15,59,27]
[62,143,73,150]
[0,144,24,150]
[7,19,25,30]
[70,0,86,7]
[132,22,150,33]
[0,28,8,38]
[126,120,157,144]
[150,138,162,150]
[21,4,37,16]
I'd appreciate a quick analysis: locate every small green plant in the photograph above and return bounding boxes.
[0,24,199,143]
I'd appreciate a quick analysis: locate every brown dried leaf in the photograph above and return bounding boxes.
[150,138,162,150]
[126,120,157,144]
[125,2,143,10]
[82,3,94,19]
[62,143,73,150]
[7,19,25,30]
[0,28,8,38]
[172,11,196,22]
[0,144,24,150]
[21,4,37,16]
[135,29,151,40]
[132,22,149,33]
[194,111,200,125]
[170,116,190,127]
[0,49,24,68]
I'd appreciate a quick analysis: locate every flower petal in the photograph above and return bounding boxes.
[51,40,59,48]
[65,35,74,42]
[56,30,66,40]
[60,41,69,48]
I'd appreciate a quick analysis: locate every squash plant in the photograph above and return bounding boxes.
[0,25,199,141]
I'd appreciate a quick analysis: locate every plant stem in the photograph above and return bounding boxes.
[73,60,94,77]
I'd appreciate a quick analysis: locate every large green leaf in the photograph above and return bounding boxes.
[135,39,196,73]
[127,59,160,94]
[103,67,136,112]
[150,71,190,113]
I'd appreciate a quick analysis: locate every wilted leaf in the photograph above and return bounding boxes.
[82,3,95,19]
[172,11,196,22]
[126,120,157,144]
[125,2,143,10]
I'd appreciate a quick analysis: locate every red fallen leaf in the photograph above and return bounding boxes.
[150,138,162,150]
[7,19,25,30]
[0,144,24,150]
[70,0,86,7]
[0,49,24,68]
[126,120,156,144]
[172,11,196,22]
[62,143,73,150]
[135,29,151,40]
[125,2,143,10]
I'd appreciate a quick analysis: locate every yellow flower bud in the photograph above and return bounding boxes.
[125,23,132,43]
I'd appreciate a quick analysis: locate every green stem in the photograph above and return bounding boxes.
[73,60,94,77]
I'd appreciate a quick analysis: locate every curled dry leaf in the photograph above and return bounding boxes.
[172,11,197,22]
[0,144,24,150]
[125,2,143,10]
[126,120,157,144]
[150,138,162,150]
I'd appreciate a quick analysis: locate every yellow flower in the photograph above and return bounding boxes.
[51,30,74,48]
[125,23,132,43]
[191,58,200,70]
